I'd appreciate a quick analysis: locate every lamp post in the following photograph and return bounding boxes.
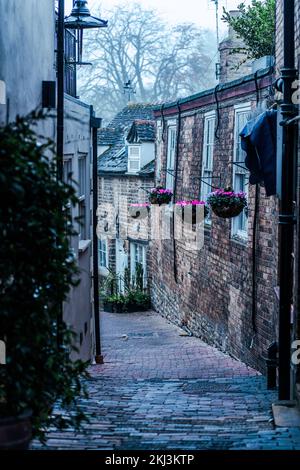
[57,0,107,363]
[278,0,298,400]
[64,0,108,65]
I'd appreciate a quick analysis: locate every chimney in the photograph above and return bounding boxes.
[218,10,253,83]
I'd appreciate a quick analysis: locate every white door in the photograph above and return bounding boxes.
[115,239,128,293]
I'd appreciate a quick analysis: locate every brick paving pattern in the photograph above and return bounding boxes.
[32,311,300,450]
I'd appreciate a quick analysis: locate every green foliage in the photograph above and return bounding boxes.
[222,0,275,60]
[104,293,127,305]
[133,263,144,292]
[126,290,151,311]
[102,266,150,312]
[0,111,89,441]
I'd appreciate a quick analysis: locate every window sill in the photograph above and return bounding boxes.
[231,235,248,247]
[78,239,91,254]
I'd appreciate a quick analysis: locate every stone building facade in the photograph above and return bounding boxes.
[150,67,277,373]
[0,0,96,361]
[97,104,155,292]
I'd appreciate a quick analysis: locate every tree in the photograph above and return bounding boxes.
[78,3,216,122]
[222,0,275,61]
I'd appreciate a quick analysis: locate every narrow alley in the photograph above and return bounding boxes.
[32,311,300,450]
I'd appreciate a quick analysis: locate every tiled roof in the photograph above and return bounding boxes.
[98,127,119,146]
[98,146,128,174]
[139,159,155,176]
[127,120,155,143]
[98,104,155,175]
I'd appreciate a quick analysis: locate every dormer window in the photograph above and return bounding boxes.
[128,145,141,173]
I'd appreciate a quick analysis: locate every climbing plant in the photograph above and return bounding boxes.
[222,0,276,61]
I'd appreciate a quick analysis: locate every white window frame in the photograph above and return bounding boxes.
[98,238,108,270]
[130,242,147,288]
[78,155,86,198]
[78,154,88,241]
[232,103,251,240]
[128,145,141,173]
[166,125,177,191]
[156,122,163,180]
[63,157,73,185]
[200,111,216,224]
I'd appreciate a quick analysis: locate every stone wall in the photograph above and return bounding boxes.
[98,174,154,284]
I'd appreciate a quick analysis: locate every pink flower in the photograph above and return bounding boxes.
[175,200,206,206]
[130,203,150,207]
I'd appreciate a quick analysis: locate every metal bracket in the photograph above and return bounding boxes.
[278,214,297,225]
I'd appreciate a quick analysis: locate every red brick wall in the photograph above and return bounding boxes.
[150,73,278,373]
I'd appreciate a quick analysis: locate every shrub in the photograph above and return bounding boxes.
[0,111,89,442]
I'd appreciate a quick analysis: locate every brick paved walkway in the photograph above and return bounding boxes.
[32,311,300,450]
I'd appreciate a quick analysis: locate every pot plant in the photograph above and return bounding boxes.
[103,293,126,313]
[149,186,173,205]
[207,188,247,219]
[0,111,89,449]
[125,290,151,312]
[175,200,209,224]
[128,203,150,219]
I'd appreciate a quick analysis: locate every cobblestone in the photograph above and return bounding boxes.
[32,311,300,450]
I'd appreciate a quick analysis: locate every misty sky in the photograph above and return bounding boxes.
[65,0,251,38]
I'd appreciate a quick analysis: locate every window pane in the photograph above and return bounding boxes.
[79,202,86,240]
[129,146,140,157]
[166,127,176,190]
[201,115,215,206]
[63,159,72,184]
[232,108,250,237]
[79,157,86,197]
[99,239,107,267]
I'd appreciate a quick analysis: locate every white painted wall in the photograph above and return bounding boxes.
[0,0,56,130]
[0,1,95,362]
[141,142,155,168]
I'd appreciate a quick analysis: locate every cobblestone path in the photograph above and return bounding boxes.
[32,311,300,450]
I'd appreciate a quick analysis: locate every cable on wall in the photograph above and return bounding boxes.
[214,84,221,140]
[172,100,182,284]
[251,183,259,333]
[160,103,166,142]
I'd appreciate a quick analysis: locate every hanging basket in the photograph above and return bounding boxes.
[210,204,244,219]
[207,188,247,219]
[149,187,173,205]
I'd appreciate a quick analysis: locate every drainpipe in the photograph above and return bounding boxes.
[56,0,65,346]
[57,0,65,182]
[278,0,298,400]
[90,107,103,364]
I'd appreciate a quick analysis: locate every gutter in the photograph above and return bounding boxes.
[153,67,273,116]
[90,108,103,365]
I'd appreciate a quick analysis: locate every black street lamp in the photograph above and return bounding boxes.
[64,0,108,65]
[57,0,107,364]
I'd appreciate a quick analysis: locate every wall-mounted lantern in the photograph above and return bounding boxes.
[64,0,108,65]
